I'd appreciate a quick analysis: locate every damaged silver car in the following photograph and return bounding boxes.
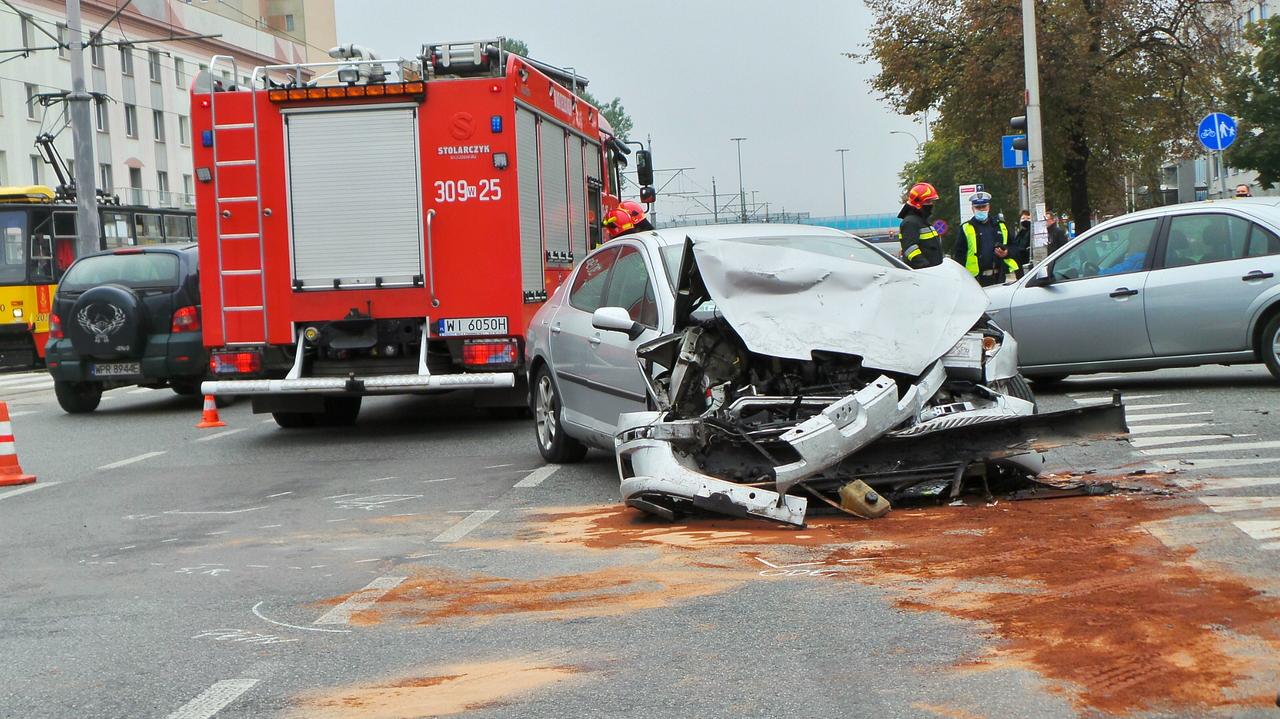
[526,225,1126,526]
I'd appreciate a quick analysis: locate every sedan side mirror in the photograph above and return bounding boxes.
[592,306,644,340]
[1025,265,1055,288]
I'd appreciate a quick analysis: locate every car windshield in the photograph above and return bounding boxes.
[59,252,181,292]
[658,233,896,288]
[0,211,28,284]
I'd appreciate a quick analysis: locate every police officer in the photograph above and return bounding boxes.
[953,191,1018,286]
[897,182,943,268]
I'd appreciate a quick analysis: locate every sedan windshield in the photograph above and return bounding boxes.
[658,233,897,288]
[0,211,28,284]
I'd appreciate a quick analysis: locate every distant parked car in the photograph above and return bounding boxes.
[45,245,207,413]
[986,199,1280,382]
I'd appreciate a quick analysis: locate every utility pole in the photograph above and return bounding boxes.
[1021,0,1047,262]
[730,137,747,223]
[836,148,850,223]
[712,177,718,223]
[66,0,100,256]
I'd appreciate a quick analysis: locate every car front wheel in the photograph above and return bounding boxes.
[533,367,587,463]
[1262,314,1280,381]
[54,380,103,414]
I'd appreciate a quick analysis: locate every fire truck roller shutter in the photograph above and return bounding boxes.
[539,124,571,262]
[584,140,602,251]
[568,135,587,260]
[515,108,544,297]
[285,106,423,289]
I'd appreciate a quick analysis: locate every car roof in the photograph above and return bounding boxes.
[1090,197,1280,233]
[620,223,862,248]
[78,243,197,260]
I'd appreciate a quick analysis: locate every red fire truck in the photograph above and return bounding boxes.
[191,40,638,426]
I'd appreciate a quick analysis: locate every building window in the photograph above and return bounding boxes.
[30,155,43,185]
[285,14,296,31]
[1249,7,1257,22]
[99,163,112,193]
[0,152,7,185]
[174,58,185,88]
[157,171,170,204]
[120,46,134,76]
[57,23,68,59]
[25,83,38,120]
[153,110,165,143]
[148,50,162,82]
[20,16,33,46]
[178,115,190,145]
[182,174,193,205]
[128,167,143,205]
[124,104,138,138]
[94,98,108,132]
[91,41,104,68]
[1263,3,1271,19]
[0,82,4,116]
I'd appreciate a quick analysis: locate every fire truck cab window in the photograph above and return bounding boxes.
[136,213,164,244]
[603,246,658,327]
[1,213,27,284]
[568,246,620,313]
[102,211,133,248]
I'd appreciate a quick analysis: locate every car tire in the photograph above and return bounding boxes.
[533,366,587,463]
[54,380,103,414]
[992,374,1038,413]
[171,380,200,396]
[1261,314,1280,381]
[272,411,316,429]
[486,406,531,420]
[318,396,361,427]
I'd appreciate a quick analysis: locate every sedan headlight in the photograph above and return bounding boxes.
[942,332,984,371]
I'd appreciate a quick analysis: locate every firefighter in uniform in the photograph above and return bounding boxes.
[953,191,1019,286]
[603,200,655,239]
[897,182,943,268]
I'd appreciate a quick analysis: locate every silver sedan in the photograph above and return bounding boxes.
[986,199,1280,382]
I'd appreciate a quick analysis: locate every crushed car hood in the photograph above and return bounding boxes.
[676,236,990,376]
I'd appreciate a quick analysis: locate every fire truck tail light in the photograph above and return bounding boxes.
[50,313,63,339]
[462,339,519,367]
[171,306,201,334]
[210,350,263,375]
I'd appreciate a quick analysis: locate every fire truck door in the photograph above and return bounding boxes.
[548,245,620,434]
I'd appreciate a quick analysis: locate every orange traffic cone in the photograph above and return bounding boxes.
[0,401,36,487]
[196,394,226,428]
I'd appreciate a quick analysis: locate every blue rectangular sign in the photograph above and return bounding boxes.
[1002,135,1027,169]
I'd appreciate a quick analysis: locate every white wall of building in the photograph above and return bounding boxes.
[0,0,332,206]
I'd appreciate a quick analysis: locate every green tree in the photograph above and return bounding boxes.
[1226,17,1280,188]
[859,0,1230,231]
[500,37,634,139]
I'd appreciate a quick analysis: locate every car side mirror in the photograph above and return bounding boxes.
[1025,265,1055,288]
[592,306,644,340]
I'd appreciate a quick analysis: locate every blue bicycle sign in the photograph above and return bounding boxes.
[1198,113,1238,152]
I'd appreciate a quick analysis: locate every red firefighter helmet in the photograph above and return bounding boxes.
[905,182,940,209]
[604,201,648,238]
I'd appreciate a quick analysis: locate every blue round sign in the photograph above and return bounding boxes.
[1198,112,1238,152]
[933,220,949,235]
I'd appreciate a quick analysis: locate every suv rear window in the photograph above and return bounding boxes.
[60,252,181,292]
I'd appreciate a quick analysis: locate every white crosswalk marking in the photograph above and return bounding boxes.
[1127,423,1210,435]
[1126,411,1215,423]
[1175,476,1280,490]
[1125,403,1192,412]
[313,576,406,625]
[1144,440,1280,457]
[1068,393,1161,402]
[1167,457,1280,470]
[166,679,259,719]
[1129,434,1235,449]
[0,372,48,386]
[1199,496,1280,513]
[1233,519,1280,541]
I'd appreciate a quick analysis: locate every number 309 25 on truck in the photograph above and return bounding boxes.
[190,39,637,426]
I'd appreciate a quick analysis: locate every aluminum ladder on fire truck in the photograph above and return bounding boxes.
[208,56,269,346]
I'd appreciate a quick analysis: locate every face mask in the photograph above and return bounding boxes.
[973,210,989,222]
[1021,219,1031,228]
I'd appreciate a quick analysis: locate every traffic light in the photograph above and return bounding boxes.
[1009,116,1028,151]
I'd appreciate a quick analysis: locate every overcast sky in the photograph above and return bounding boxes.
[333,0,924,221]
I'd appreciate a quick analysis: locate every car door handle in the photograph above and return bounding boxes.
[588,335,602,347]
[1109,288,1139,298]
[1242,270,1275,281]
[550,323,561,335]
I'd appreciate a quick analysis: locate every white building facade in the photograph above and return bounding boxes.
[0,0,335,207]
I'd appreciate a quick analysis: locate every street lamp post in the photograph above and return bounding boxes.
[889,130,922,151]
[730,137,747,222]
[836,148,850,222]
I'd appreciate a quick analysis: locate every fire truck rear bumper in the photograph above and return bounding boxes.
[201,372,516,396]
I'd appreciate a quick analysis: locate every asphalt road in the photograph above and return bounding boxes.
[1,366,1279,719]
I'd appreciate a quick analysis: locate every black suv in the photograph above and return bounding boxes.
[45,245,207,413]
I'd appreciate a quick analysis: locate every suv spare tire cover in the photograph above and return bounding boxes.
[67,283,147,359]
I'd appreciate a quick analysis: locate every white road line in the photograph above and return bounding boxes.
[1128,423,1210,435]
[514,465,559,488]
[1069,393,1161,401]
[1125,403,1193,412]
[1263,541,1280,551]
[1129,434,1235,449]
[161,538,180,543]
[1177,476,1280,490]
[166,506,265,515]
[368,476,398,483]
[195,428,246,442]
[484,463,513,469]
[423,477,455,483]
[0,381,55,391]
[266,492,292,498]
[1127,411,1215,423]
[0,374,47,386]
[97,451,165,470]
[1233,519,1280,541]
[258,524,282,529]
[250,601,350,634]
[1144,440,1280,457]
[128,387,158,394]
[1199,496,1280,513]
[0,481,59,502]
[325,493,358,499]
[353,558,382,564]
[165,678,259,719]
[7,410,38,418]
[1168,457,1280,470]
[431,510,499,543]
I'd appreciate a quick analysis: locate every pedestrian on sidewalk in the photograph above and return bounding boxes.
[1046,211,1069,255]
[1010,209,1032,278]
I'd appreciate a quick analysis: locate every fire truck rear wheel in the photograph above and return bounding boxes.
[319,396,362,426]
[533,367,587,463]
[271,411,317,429]
[54,380,103,414]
